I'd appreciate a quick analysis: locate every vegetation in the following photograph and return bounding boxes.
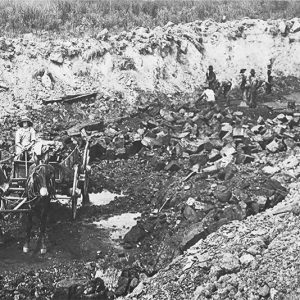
[0,0,300,36]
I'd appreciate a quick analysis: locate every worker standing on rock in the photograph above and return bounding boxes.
[15,116,36,160]
[265,65,272,94]
[239,68,247,102]
[246,69,259,108]
[206,65,218,91]
[216,80,232,105]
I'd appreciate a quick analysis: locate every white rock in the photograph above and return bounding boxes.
[266,140,279,153]
[41,73,52,89]
[49,52,64,64]
[240,253,255,266]
[186,197,196,206]
[278,21,287,34]
[262,166,280,175]
[291,19,300,33]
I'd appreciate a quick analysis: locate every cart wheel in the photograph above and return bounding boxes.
[71,165,79,220]
[82,172,90,206]
[71,195,78,220]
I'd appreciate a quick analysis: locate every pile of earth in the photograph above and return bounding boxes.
[123,179,300,300]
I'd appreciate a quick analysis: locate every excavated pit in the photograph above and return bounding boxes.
[1,17,300,300]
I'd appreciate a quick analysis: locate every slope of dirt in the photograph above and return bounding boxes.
[1,18,300,117]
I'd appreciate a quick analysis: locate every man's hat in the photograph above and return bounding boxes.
[250,68,255,74]
[208,65,213,70]
[18,116,33,127]
[240,68,246,73]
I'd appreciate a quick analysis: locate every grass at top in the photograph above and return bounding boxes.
[0,0,299,36]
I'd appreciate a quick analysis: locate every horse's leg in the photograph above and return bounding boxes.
[39,206,48,254]
[23,212,32,253]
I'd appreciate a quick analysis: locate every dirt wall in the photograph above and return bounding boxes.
[1,18,300,117]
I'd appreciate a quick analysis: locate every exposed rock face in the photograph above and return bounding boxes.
[1,18,300,117]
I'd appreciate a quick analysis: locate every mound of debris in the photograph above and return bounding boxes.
[123,180,300,300]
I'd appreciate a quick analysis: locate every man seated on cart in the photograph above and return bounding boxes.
[15,116,36,161]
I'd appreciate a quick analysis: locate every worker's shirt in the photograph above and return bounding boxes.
[248,75,258,88]
[15,127,36,147]
[202,89,215,102]
[240,74,247,89]
[206,71,216,82]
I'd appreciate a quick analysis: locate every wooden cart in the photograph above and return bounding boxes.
[0,137,91,220]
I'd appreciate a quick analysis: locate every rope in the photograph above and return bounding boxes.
[60,145,80,165]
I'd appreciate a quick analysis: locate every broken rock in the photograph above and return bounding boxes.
[214,186,232,203]
[220,253,240,273]
[165,161,181,172]
[183,205,198,222]
[49,52,64,64]
[266,140,280,153]
[239,253,255,266]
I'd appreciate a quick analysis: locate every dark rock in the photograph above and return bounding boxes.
[130,277,139,290]
[189,154,208,166]
[115,276,130,296]
[150,157,166,171]
[224,163,237,180]
[183,205,199,222]
[214,186,232,203]
[165,161,181,172]
[123,224,147,244]
[180,222,208,251]
[53,278,87,300]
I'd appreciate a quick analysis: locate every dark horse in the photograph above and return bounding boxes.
[23,164,56,254]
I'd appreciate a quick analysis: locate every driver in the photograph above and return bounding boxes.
[15,116,36,160]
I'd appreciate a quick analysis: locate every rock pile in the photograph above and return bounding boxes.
[124,181,300,300]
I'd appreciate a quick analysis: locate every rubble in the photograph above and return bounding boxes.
[1,16,300,300]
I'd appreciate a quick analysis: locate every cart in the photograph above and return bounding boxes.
[0,137,91,220]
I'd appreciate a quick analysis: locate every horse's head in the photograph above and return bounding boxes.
[27,164,56,199]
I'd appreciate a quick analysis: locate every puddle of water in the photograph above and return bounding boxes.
[54,190,124,207]
[54,195,71,205]
[89,190,124,206]
[93,213,141,240]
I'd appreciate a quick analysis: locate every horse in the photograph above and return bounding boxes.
[23,163,56,254]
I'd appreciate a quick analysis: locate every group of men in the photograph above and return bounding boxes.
[200,65,272,108]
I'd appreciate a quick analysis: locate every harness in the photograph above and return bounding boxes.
[26,164,55,200]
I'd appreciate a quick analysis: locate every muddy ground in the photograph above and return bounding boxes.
[0,81,299,299]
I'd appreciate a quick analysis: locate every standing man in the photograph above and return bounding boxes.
[265,65,272,94]
[15,116,36,160]
[247,69,259,108]
[216,80,232,105]
[239,68,247,102]
[206,65,218,91]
